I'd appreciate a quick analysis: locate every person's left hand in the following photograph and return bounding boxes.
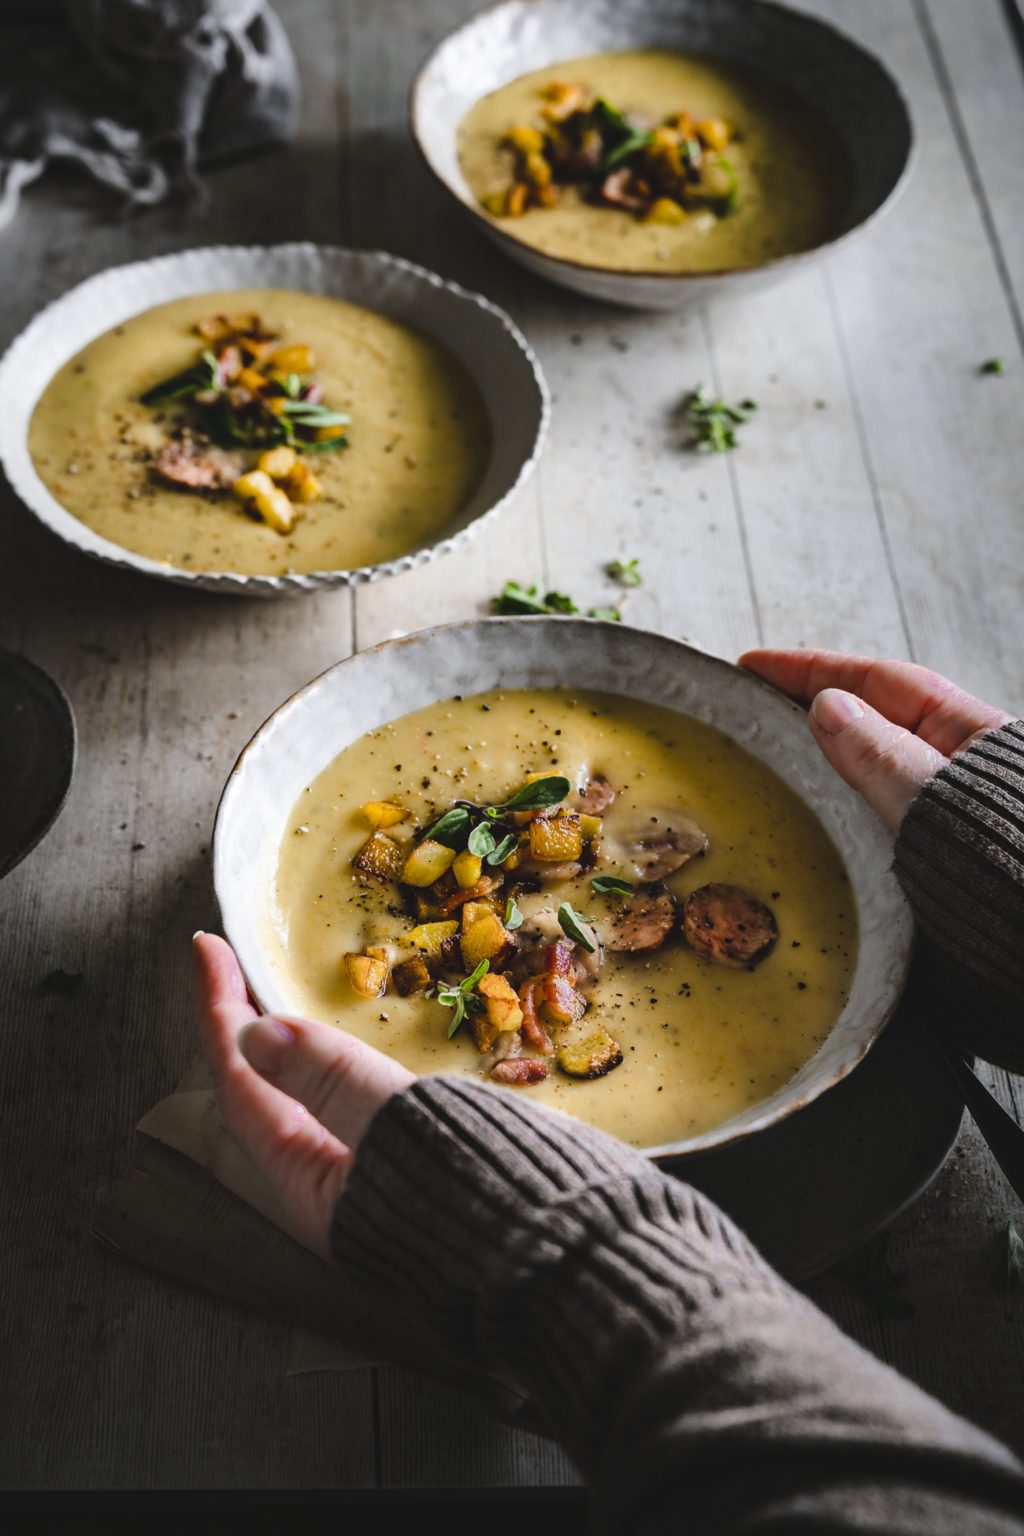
[194,932,413,1257]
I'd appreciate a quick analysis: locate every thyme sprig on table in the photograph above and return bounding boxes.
[492,581,621,622]
[687,383,758,453]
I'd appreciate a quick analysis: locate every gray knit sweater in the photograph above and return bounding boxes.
[331,723,1024,1533]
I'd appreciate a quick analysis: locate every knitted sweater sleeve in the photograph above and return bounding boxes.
[330,1076,1024,1534]
[894,720,1024,1070]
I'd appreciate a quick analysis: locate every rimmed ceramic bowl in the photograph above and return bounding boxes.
[411,0,914,310]
[213,617,914,1159]
[0,244,549,598]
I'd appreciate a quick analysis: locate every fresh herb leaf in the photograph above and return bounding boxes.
[558,901,596,952]
[438,959,490,1038]
[140,350,219,406]
[607,558,642,588]
[504,896,524,931]
[487,832,519,866]
[599,128,654,174]
[492,581,575,616]
[280,402,351,426]
[303,434,350,453]
[422,806,471,847]
[687,383,757,453]
[713,155,739,215]
[588,606,622,622]
[591,97,631,136]
[980,357,1006,376]
[467,821,497,858]
[490,775,571,815]
[591,874,634,897]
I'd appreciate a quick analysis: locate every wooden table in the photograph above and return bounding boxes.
[2,0,1022,1493]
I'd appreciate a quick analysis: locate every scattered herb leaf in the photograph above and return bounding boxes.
[491,581,622,621]
[558,901,596,952]
[467,821,498,858]
[607,558,642,588]
[591,874,634,897]
[487,832,519,866]
[438,959,490,1038]
[422,806,471,847]
[588,606,622,622]
[687,383,758,453]
[980,357,1005,376]
[490,776,570,815]
[505,896,524,931]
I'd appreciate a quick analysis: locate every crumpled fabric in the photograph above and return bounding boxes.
[0,0,299,230]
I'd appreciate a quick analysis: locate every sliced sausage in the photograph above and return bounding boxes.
[599,168,648,211]
[573,775,615,816]
[603,886,676,953]
[632,814,708,881]
[154,437,241,492]
[490,1058,549,1086]
[682,884,778,970]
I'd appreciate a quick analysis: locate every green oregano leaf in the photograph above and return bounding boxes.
[558,901,596,952]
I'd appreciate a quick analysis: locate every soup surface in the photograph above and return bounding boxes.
[29,289,489,576]
[458,50,852,273]
[266,687,858,1148]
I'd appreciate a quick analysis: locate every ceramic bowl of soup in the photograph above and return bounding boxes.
[411,0,913,309]
[213,618,913,1159]
[0,245,548,596]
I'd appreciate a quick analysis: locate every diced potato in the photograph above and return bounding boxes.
[365,944,391,964]
[352,830,406,881]
[232,470,296,534]
[402,839,456,887]
[470,974,524,1052]
[391,955,431,996]
[579,813,603,840]
[696,116,730,151]
[482,191,507,216]
[344,952,389,1000]
[258,445,298,480]
[555,1028,624,1079]
[270,343,316,374]
[452,850,483,889]
[314,424,347,443]
[506,181,529,218]
[649,124,683,152]
[362,800,407,831]
[284,460,323,503]
[506,124,545,155]
[238,365,269,393]
[407,920,458,958]
[529,813,583,862]
[524,151,552,188]
[646,197,686,226]
[540,80,587,122]
[460,912,509,968]
[197,312,262,342]
[461,899,497,930]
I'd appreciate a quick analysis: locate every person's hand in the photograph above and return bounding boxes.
[193,932,413,1258]
[738,650,1012,832]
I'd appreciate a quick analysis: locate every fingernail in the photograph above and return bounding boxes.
[811,688,865,735]
[239,1017,294,1075]
[192,930,205,942]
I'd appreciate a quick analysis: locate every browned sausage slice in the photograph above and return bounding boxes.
[603,886,676,953]
[573,775,615,816]
[490,1058,549,1085]
[633,814,708,881]
[682,884,778,970]
[154,436,241,491]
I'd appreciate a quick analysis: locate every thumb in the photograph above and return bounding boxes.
[809,688,946,831]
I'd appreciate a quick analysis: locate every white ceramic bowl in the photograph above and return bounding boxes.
[213,617,913,1158]
[411,0,914,310]
[0,244,549,597]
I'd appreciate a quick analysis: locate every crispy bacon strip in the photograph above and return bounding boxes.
[545,938,576,977]
[437,876,500,915]
[490,1058,549,1086]
[518,975,554,1055]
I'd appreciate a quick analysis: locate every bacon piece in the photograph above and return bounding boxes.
[545,938,575,977]
[437,875,500,915]
[518,975,553,1054]
[153,438,241,492]
[599,168,648,211]
[490,1058,549,1086]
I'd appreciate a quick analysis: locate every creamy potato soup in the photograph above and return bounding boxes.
[29,289,489,576]
[267,688,857,1148]
[458,51,852,273]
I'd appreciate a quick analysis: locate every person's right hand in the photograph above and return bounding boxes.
[738,650,1013,832]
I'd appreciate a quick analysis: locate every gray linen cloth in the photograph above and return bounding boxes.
[0,0,299,229]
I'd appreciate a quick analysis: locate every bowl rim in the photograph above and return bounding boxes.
[409,0,916,287]
[0,242,550,597]
[212,614,914,1162]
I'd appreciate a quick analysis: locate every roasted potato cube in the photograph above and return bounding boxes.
[344,952,389,1000]
[402,839,456,887]
[579,813,603,840]
[696,116,730,151]
[452,850,484,889]
[352,830,405,880]
[391,955,432,996]
[362,800,407,831]
[237,365,269,394]
[469,973,524,1052]
[506,181,529,218]
[284,460,323,503]
[505,124,545,154]
[529,813,583,862]
[542,973,585,1025]
[232,470,296,534]
[269,343,316,374]
[258,445,297,480]
[540,80,587,122]
[555,1028,623,1079]
[460,912,509,968]
[482,191,508,217]
[461,899,497,930]
[646,197,685,226]
[524,151,552,188]
[407,920,458,958]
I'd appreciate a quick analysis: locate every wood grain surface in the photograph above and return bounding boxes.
[0,0,1021,1491]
